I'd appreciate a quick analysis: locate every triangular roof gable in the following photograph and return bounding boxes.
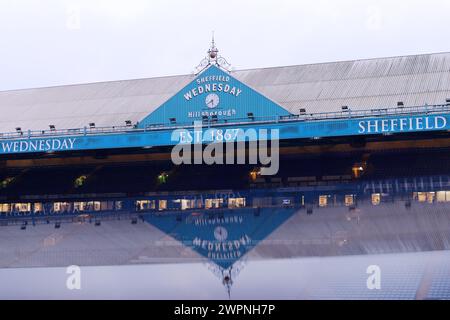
[138,65,291,128]
[144,208,295,269]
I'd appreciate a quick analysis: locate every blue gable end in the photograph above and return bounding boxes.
[138,65,291,128]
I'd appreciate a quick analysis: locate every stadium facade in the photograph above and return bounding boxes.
[1,44,450,299]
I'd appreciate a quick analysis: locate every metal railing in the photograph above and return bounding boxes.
[0,125,138,140]
[1,104,448,140]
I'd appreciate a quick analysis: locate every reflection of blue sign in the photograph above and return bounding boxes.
[138,65,291,127]
[144,208,296,269]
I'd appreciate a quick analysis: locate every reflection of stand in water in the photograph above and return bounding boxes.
[222,268,233,299]
[205,257,247,299]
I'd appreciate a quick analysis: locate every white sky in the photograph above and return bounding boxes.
[0,0,449,91]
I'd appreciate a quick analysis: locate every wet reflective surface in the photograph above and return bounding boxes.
[1,175,450,299]
[1,250,450,299]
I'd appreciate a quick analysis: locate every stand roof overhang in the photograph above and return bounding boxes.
[1,52,450,133]
[0,52,450,156]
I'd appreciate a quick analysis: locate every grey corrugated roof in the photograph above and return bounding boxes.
[1,52,450,133]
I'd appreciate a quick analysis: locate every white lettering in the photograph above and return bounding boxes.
[67,138,76,149]
[416,117,423,130]
[29,141,38,151]
[390,119,398,131]
[381,119,389,132]
[367,120,379,133]
[357,116,447,135]
[425,117,433,129]
[1,142,12,152]
[400,118,407,131]
[0,138,77,154]
[435,116,447,129]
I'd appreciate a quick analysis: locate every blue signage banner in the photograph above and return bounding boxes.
[0,113,448,155]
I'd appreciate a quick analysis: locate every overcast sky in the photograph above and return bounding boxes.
[0,0,449,91]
